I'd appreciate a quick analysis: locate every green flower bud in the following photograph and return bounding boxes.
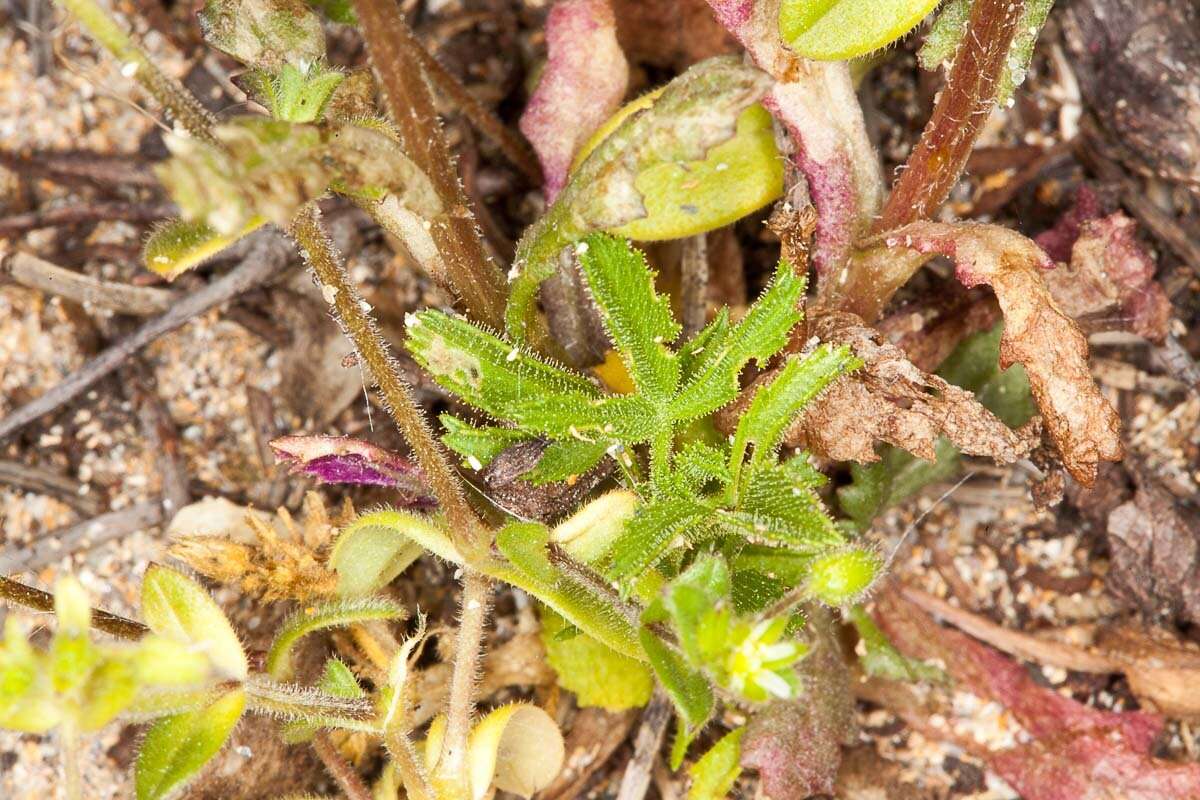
[805,547,882,606]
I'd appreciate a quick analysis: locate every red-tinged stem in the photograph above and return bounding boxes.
[350,0,509,331]
[829,0,1025,321]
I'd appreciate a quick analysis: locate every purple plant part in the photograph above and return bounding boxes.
[270,434,436,508]
[702,0,883,277]
[873,221,1122,485]
[519,0,629,202]
[1037,189,1173,342]
[878,590,1200,800]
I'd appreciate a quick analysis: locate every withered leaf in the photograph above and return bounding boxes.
[783,311,1033,465]
[878,221,1122,485]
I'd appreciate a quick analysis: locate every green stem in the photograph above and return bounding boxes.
[289,204,484,551]
[386,728,435,800]
[61,722,82,800]
[244,677,380,734]
[648,428,672,490]
[434,570,491,800]
[54,0,217,143]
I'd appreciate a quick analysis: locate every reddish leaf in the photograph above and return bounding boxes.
[270,434,434,506]
[520,0,629,201]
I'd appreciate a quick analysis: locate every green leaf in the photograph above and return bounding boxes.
[539,608,653,711]
[606,494,714,584]
[439,413,530,470]
[662,555,734,668]
[143,217,266,280]
[551,490,641,565]
[266,598,405,679]
[135,688,245,800]
[265,63,345,123]
[640,629,713,751]
[141,564,248,680]
[730,463,845,552]
[804,548,882,606]
[522,438,610,485]
[576,234,680,403]
[669,262,805,422]
[687,726,745,800]
[198,0,325,71]
[779,0,940,61]
[675,441,732,492]
[306,0,355,24]
[496,522,643,659]
[330,510,459,596]
[280,658,365,743]
[848,606,945,683]
[730,346,859,478]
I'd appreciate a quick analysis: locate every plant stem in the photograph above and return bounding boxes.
[313,732,373,800]
[434,570,491,800]
[54,0,217,143]
[244,677,380,733]
[350,0,509,330]
[831,0,1025,322]
[61,722,82,800]
[289,205,483,549]
[0,576,148,640]
[386,728,435,800]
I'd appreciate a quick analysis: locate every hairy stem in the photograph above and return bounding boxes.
[386,728,435,800]
[243,677,379,733]
[434,570,491,800]
[289,205,482,548]
[0,576,147,640]
[350,0,508,330]
[833,0,1025,322]
[313,732,373,800]
[54,0,217,143]
[61,723,82,800]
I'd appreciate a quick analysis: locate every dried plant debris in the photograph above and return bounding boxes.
[876,589,1200,800]
[783,311,1035,465]
[1038,188,1173,342]
[1106,474,1200,628]
[520,0,629,201]
[169,493,345,601]
[1063,0,1200,189]
[874,222,1123,485]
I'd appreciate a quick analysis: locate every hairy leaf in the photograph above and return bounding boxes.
[521,438,610,485]
[640,629,714,748]
[540,608,653,710]
[143,217,266,280]
[141,564,248,680]
[688,726,745,800]
[331,510,460,594]
[607,494,714,583]
[439,414,531,470]
[135,689,245,800]
[266,597,405,679]
[779,0,940,60]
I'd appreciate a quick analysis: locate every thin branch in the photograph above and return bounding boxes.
[0,459,101,516]
[0,200,174,237]
[1,249,177,315]
[0,230,291,443]
[53,0,217,143]
[350,0,508,330]
[615,690,672,800]
[414,42,542,185]
[0,502,164,574]
[313,732,373,800]
[288,205,481,544]
[679,234,709,339]
[434,570,491,800]
[0,575,148,640]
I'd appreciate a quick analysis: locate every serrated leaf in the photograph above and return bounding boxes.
[731,346,859,477]
[540,608,653,711]
[266,598,405,679]
[606,495,714,584]
[439,414,531,470]
[522,438,610,485]
[330,510,459,597]
[496,522,642,659]
[677,308,730,382]
[639,629,713,745]
[687,726,745,800]
[141,564,248,680]
[780,0,940,61]
[669,263,805,421]
[135,688,245,800]
[731,463,845,552]
[675,441,732,491]
[576,233,680,402]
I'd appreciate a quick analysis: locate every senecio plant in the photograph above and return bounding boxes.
[2,0,1134,797]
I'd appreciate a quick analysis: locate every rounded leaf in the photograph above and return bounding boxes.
[141,564,248,680]
[469,704,566,800]
[135,689,246,800]
[779,0,941,61]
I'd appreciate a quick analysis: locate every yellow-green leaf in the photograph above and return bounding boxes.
[143,216,266,280]
[779,0,941,61]
[135,688,245,800]
[540,609,653,711]
[141,564,248,680]
[687,726,745,800]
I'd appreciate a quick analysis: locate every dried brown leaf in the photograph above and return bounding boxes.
[783,311,1033,464]
[877,222,1123,485]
